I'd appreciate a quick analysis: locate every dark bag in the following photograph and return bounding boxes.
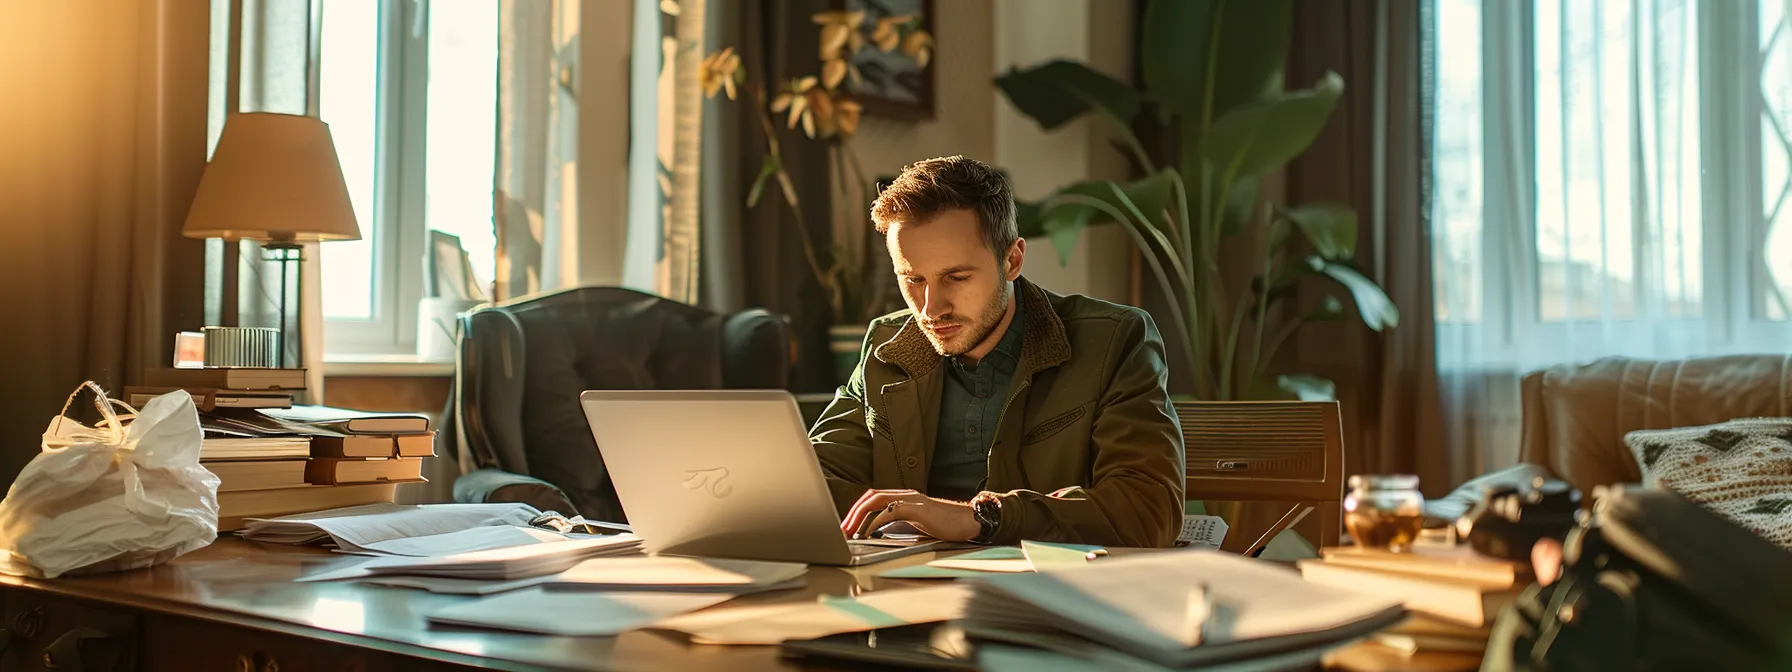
[1483,486,1792,671]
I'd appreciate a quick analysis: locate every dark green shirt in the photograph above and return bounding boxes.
[928,296,1024,502]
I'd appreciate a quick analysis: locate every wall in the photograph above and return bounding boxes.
[849,0,1136,304]
[991,0,1135,305]
[849,1,998,181]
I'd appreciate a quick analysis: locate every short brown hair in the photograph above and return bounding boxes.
[871,156,1017,258]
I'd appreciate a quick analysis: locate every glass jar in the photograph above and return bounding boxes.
[1343,474,1425,552]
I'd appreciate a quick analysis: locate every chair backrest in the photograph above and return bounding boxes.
[454,286,792,521]
[1176,400,1345,550]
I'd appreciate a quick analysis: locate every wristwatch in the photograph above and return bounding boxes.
[969,492,1003,543]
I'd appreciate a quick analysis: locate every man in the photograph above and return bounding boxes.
[808,155,1186,548]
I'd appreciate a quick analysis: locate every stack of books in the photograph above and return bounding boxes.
[214,406,436,530]
[1298,545,1530,670]
[129,366,307,411]
[125,372,434,531]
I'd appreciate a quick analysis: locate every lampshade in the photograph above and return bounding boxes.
[182,113,361,243]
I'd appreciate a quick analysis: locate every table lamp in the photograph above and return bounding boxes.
[182,112,361,369]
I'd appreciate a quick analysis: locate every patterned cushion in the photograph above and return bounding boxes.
[1624,418,1792,548]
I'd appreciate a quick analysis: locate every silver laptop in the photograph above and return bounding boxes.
[579,390,950,566]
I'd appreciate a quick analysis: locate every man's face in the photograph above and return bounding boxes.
[884,208,1025,357]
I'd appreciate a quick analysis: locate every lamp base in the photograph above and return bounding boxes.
[261,242,305,369]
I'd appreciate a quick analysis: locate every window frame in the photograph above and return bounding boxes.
[320,0,428,356]
[1436,0,1788,367]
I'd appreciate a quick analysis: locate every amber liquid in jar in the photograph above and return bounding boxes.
[1344,507,1426,550]
[1343,474,1425,552]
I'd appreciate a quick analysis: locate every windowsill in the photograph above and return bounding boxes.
[323,353,454,378]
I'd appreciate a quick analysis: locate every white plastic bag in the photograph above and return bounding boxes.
[0,382,220,578]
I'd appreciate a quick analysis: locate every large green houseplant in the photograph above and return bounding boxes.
[995,0,1397,401]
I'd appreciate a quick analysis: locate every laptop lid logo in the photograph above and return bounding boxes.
[682,467,734,498]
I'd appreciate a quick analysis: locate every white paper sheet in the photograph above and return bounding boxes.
[360,574,556,595]
[428,589,735,636]
[310,504,541,552]
[358,525,568,557]
[241,502,540,550]
[544,556,807,590]
[297,534,642,583]
[651,584,972,645]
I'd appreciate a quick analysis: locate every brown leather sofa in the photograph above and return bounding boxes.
[1429,354,1792,522]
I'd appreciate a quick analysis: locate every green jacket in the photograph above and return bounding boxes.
[809,277,1186,547]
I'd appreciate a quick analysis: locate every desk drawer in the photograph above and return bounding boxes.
[140,618,466,672]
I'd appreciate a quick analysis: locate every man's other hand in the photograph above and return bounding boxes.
[841,489,979,541]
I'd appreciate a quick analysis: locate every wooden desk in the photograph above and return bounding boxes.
[0,538,944,671]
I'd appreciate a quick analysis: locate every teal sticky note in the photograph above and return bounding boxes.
[819,595,907,628]
[949,547,1026,561]
[878,565,996,579]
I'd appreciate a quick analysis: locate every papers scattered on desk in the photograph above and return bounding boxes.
[960,549,1406,669]
[300,533,643,583]
[356,525,569,557]
[362,574,557,596]
[428,588,734,636]
[542,556,808,592]
[651,584,971,645]
[364,555,806,597]
[240,502,541,551]
[363,534,644,580]
[880,542,1106,579]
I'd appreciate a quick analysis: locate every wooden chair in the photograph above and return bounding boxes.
[1175,400,1346,553]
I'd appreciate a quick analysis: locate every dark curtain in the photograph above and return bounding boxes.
[706,0,838,393]
[0,0,211,489]
[1286,0,1449,495]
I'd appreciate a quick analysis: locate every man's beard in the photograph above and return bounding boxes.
[922,280,1012,357]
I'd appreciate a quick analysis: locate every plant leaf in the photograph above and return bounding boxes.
[1016,172,1178,265]
[1201,72,1345,180]
[1284,203,1358,259]
[1307,257,1399,330]
[1277,373,1336,401]
[1141,0,1293,125]
[1220,175,1260,237]
[995,59,1141,131]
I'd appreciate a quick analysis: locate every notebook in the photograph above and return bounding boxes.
[964,550,1407,668]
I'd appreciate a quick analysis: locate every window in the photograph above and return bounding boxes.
[318,0,497,355]
[1432,0,1792,367]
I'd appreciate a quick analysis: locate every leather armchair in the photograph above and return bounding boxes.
[1429,355,1792,522]
[449,287,792,523]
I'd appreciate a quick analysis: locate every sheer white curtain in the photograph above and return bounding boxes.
[1431,0,1791,483]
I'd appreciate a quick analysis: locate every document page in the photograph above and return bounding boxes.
[429,589,735,636]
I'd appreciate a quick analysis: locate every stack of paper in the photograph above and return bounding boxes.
[363,555,805,597]
[362,535,645,580]
[300,534,643,583]
[240,502,541,551]
[961,550,1406,669]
